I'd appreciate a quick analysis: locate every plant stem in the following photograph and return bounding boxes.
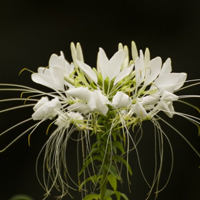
[100,167,108,200]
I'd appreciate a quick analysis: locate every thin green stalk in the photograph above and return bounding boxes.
[100,167,108,200]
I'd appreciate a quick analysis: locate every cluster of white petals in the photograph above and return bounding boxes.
[30,42,187,126]
[2,41,200,200]
[32,97,61,120]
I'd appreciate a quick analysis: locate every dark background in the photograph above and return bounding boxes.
[0,0,200,200]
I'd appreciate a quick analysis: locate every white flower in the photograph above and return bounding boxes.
[98,48,134,85]
[70,42,84,63]
[151,72,187,93]
[112,91,132,109]
[32,52,74,90]
[154,91,178,118]
[140,95,160,107]
[131,101,148,119]
[68,102,91,115]
[135,50,162,88]
[55,111,83,128]
[66,87,110,116]
[76,48,133,86]
[150,58,187,93]
[97,48,125,81]
[32,97,61,120]
[87,90,109,115]
[76,60,98,84]
[118,43,129,69]
[133,91,179,119]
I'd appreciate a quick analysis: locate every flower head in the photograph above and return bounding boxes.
[0,41,199,200]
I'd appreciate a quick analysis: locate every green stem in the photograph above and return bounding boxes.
[100,167,108,200]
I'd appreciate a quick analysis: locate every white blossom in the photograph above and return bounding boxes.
[32,97,61,120]
[55,111,83,128]
[112,91,132,109]
[66,87,110,116]
[32,51,74,90]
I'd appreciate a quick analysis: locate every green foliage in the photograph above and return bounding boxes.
[107,174,117,191]
[83,194,100,200]
[79,114,132,200]
[9,195,33,200]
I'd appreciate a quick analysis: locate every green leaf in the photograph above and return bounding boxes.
[79,156,103,176]
[120,193,129,200]
[105,197,112,200]
[104,189,115,199]
[116,192,121,200]
[107,174,117,191]
[104,164,121,180]
[79,175,103,190]
[113,155,132,175]
[79,175,96,190]
[85,147,101,160]
[9,195,33,200]
[114,191,129,200]
[83,194,100,200]
[113,141,125,153]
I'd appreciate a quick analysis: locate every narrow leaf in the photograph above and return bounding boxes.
[104,189,115,199]
[104,164,121,180]
[83,194,99,200]
[107,174,117,191]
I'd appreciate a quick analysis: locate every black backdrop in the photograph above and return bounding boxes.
[0,1,200,200]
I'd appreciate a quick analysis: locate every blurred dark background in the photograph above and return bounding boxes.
[0,0,200,199]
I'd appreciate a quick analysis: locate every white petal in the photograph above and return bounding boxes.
[66,87,91,101]
[144,48,150,66]
[32,97,61,120]
[114,65,133,85]
[76,60,97,83]
[49,66,65,90]
[144,57,161,86]
[131,102,148,119]
[87,90,109,116]
[68,102,91,114]
[76,43,84,62]
[37,67,50,75]
[98,48,109,80]
[31,73,57,90]
[112,92,131,109]
[70,43,84,63]
[161,91,178,101]
[49,52,69,69]
[131,41,138,63]
[174,72,187,91]
[33,96,48,111]
[107,50,125,81]
[55,111,83,127]
[70,42,77,63]
[157,100,174,118]
[151,73,184,92]
[135,51,145,87]
[55,113,70,127]
[160,58,172,76]
[140,95,159,106]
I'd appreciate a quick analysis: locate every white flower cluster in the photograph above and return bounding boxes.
[31,42,186,129]
[1,41,199,200]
